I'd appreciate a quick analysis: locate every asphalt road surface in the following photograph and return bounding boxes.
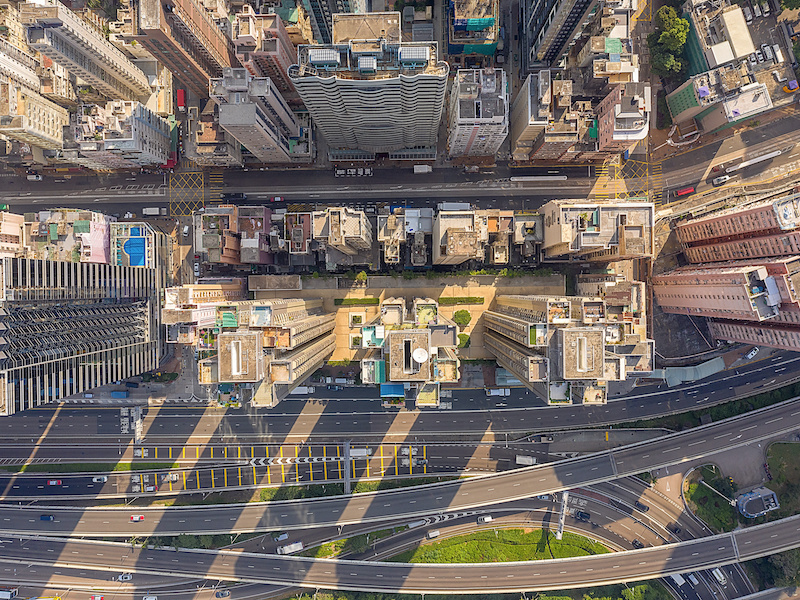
[1,514,798,593]
[3,397,800,537]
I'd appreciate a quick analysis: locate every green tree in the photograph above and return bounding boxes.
[656,5,680,29]
[355,270,368,282]
[452,309,472,327]
[659,16,689,52]
[457,333,470,348]
[781,0,800,9]
[769,549,800,585]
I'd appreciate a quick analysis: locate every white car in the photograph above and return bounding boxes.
[92,476,108,483]
[756,50,765,62]
[712,175,731,186]
[746,347,759,360]
[193,263,200,277]
[118,574,132,581]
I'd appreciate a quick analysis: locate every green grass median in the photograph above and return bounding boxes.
[390,528,609,563]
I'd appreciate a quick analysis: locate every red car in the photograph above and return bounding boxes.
[47,479,62,486]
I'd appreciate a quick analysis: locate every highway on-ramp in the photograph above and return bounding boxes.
[2,514,799,593]
[2,397,800,537]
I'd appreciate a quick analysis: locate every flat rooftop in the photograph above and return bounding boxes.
[386,329,431,381]
[332,12,401,44]
[560,327,605,380]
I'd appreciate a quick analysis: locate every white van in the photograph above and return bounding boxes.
[743,5,752,20]
[427,530,440,539]
[143,596,158,600]
[762,2,770,15]
[753,3,762,17]
[477,515,493,524]
[688,574,700,586]
[712,568,727,586]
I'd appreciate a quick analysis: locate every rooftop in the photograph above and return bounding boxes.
[454,68,507,123]
[560,327,605,380]
[386,329,431,381]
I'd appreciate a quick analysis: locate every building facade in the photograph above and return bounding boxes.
[595,82,651,154]
[0,258,161,416]
[290,12,449,160]
[447,68,508,158]
[209,68,303,164]
[0,80,70,150]
[20,1,151,101]
[132,0,237,98]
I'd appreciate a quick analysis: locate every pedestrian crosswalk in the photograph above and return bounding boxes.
[650,161,664,205]
[207,170,224,202]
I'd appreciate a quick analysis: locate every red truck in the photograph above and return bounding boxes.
[176,88,186,113]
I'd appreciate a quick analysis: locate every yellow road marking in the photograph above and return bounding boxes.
[196,470,200,489]
[253,465,257,485]
[182,471,187,490]
[224,468,228,487]
[211,446,214,459]
[251,446,254,458]
[266,446,271,484]
[195,447,199,460]
[380,445,384,474]
[323,446,328,480]
[224,447,228,459]
[308,446,313,482]
[169,447,172,459]
[394,445,398,476]
[182,447,185,459]
[280,446,285,483]
[295,446,299,482]
[154,447,157,459]
[365,448,370,478]
[238,467,242,486]
[211,469,215,488]
[423,445,427,475]
[337,445,342,480]
[238,447,241,459]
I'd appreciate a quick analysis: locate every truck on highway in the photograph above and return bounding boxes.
[288,386,315,395]
[515,455,537,465]
[0,587,19,600]
[350,448,372,457]
[711,568,727,586]
[407,519,427,529]
[111,390,130,399]
[276,541,304,555]
[142,207,167,216]
[414,165,432,174]
[670,575,686,587]
[486,388,510,396]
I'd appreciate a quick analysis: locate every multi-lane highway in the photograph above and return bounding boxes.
[3,397,799,536]
[1,352,796,446]
[2,513,799,593]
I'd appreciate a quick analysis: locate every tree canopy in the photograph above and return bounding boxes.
[648,8,690,79]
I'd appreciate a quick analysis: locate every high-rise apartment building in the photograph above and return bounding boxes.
[432,208,483,265]
[20,1,151,101]
[509,72,551,161]
[197,298,335,407]
[312,207,372,257]
[0,80,70,150]
[656,257,800,352]
[233,6,298,102]
[653,264,781,322]
[447,68,508,158]
[485,291,653,404]
[676,192,800,263]
[523,0,598,67]
[290,12,449,160]
[0,258,161,416]
[132,0,237,98]
[0,36,40,92]
[209,68,303,164]
[0,213,25,259]
[360,297,460,408]
[448,0,499,56]
[63,101,171,170]
[541,200,654,261]
[185,105,244,168]
[595,82,651,154]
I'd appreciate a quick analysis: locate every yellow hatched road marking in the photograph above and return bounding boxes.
[266,446,271,484]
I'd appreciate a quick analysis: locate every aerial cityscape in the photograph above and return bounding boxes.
[0,0,799,597]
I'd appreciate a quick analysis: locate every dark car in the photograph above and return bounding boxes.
[632,539,645,549]
[575,511,591,522]
[666,523,681,535]
[215,591,231,598]
[40,514,55,521]
[634,500,649,512]
[222,193,247,201]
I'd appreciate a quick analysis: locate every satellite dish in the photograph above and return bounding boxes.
[412,348,429,363]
